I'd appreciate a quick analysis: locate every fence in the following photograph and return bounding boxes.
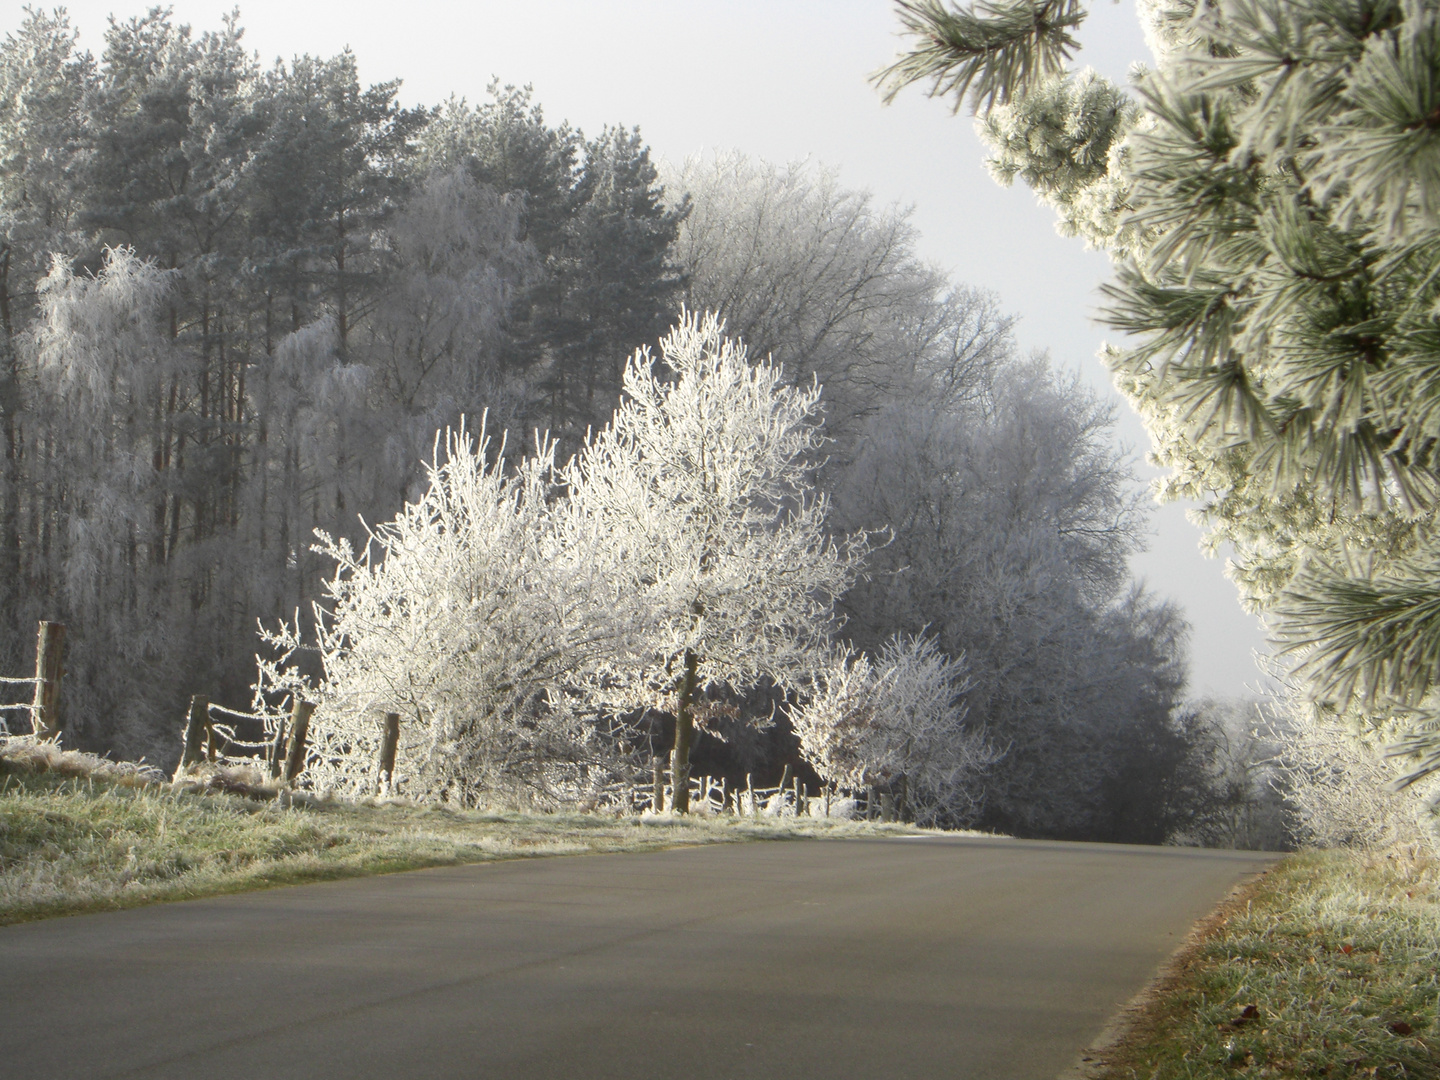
[173,694,403,794]
[589,756,884,821]
[0,621,65,739]
[1,626,882,818]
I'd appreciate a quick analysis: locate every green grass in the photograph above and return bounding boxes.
[1089,850,1439,1079]
[0,765,927,926]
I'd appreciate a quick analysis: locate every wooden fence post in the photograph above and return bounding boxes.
[746,772,756,817]
[176,695,208,776]
[652,755,665,812]
[777,764,791,814]
[268,720,287,779]
[282,699,316,784]
[30,621,65,740]
[375,712,400,795]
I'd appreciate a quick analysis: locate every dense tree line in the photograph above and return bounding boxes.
[875,0,1440,843]
[669,153,1213,840]
[0,10,679,760]
[0,9,1222,842]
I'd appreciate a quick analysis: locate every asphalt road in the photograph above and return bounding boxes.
[0,835,1273,1079]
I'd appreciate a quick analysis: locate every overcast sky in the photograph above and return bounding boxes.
[27,0,1276,700]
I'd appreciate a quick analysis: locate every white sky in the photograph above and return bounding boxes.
[28,0,1276,701]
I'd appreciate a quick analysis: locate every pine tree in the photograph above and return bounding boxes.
[540,125,685,435]
[0,8,91,676]
[420,86,683,444]
[878,0,1440,788]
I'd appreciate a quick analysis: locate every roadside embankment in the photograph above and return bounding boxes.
[1081,848,1439,1079]
[0,739,929,926]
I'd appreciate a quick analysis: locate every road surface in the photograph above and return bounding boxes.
[0,835,1273,1079]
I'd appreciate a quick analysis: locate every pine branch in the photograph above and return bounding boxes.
[1277,555,1440,709]
[1384,721,1440,789]
[873,0,1088,113]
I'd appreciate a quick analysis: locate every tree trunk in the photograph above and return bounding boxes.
[671,647,699,813]
[376,712,400,795]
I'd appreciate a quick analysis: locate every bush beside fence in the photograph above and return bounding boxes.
[2,619,890,818]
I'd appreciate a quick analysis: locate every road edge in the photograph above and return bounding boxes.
[1054,861,1278,1080]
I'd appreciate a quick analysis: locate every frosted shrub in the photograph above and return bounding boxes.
[1273,695,1439,856]
[793,633,999,827]
[809,795,856,820]
[257,419,643,803]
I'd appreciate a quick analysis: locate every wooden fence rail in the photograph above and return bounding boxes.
[173,696,403,793]
[0,621,65,740]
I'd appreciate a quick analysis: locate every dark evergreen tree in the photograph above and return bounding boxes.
[535,125,685,437]
[0,8,92,681]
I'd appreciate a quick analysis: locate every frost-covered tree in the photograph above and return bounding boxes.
[24,246,191,750]
[793,633,999,826]
[419,82,581,260]
[668,150,1203,835]
[263,312,865,809]
[665,152,1013,452]
[258,420,643,802]
[422,84,684,444]
[566,311,867,812]
[832,355,1204,840]
[363,166,539,488]
[0,7,686,762]
[877,0,1440,790]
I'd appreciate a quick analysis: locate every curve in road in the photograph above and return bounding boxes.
[0,834,1274,1079]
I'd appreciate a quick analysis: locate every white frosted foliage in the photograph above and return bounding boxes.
[793,633,999,828]
[257,419,642,802]
[566,309,867,708]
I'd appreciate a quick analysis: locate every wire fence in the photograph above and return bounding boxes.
[0,675,39,735]
[177,695,874,816]
[585,771,868,820]
[171,696,291,777]
[2,621,871,817]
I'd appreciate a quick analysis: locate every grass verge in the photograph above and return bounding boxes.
[1084,849,1439,1080]
[0,760,929,927]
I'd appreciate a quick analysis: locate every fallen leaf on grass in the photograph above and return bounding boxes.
[1386,1020,1414,1036]
[1230,1004,1261,1027]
